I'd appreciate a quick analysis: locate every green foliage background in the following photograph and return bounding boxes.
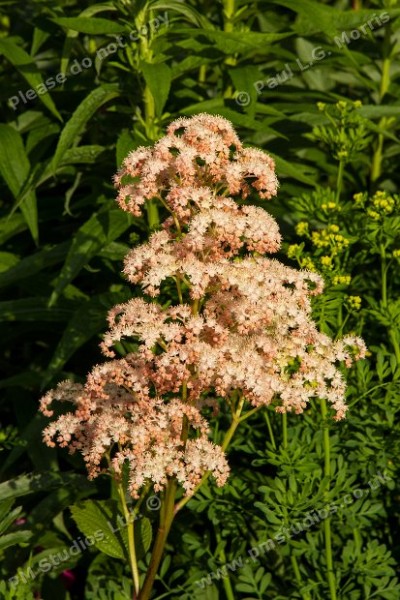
[0,0,400,598]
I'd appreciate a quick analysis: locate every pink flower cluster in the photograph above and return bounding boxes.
[40,114,366,498]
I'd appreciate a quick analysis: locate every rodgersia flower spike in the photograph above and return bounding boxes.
[40,114,365,599]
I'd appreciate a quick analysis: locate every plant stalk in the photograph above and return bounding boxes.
[138,480,177,600]
[117,483,140,597]
[320,398,337,600]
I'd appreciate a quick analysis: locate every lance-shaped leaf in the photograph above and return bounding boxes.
[49,208,132,306]
[0,37,61,120]
[0,124,38,244]
[141,61,172,117]
[51,85,119,172]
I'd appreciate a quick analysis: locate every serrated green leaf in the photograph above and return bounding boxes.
[0,37,61,120]
[51,85,119,172]
[70,500,127,560]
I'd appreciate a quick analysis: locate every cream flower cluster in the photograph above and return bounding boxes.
[40,114,365,498]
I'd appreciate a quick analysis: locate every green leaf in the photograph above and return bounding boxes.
[141,61,172,118]
[49,208,132,306]
[229,66,262,117]
[0,252,19,273]
[176,29,290,54]
[43,290,130,386]
[271,2,400,37]
[359,105,400,119]
[0,472,93,502]
[70,500,127,560]
[0,298,73,321]
[0,530,33,552]
[62,145,106,165]
[0,504,22,536]
[53,16,126,34]
[0,37,61,120]
[51,85,119,172]
[0,124,38,244]
[0,213,27,245]
[59,4,118,75]
[150,1,210,27]
[0,242,70,289]
[270,152,317,186]
[135,517,152,557]
[116,130,139,168]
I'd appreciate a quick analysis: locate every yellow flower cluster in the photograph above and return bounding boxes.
[347,295,362,311]
[321,201,339,212]
[311,224,349,255]
[353,192,365,205]
[300,257,316,271]
[295,222,309,236]
[332,275,351,286]
[287,244,302,259]
[366,190,396,220]
[354,190,397,221]
[320,255,333,268]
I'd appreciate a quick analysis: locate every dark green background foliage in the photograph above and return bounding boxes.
[1,0,400,598]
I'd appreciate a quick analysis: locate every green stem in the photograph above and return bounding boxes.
[117,483,140,597]
[282,412,288,449]
[320,399,337,600]
[264,411,277,450]
[223,0,235,32]
[381,245,388,308]
[222,0,236,87]
[175,397,245,513]
[291,555,311,600]
[335,160,345,204]
[379,247,400,369]
[138,480,177,600]
[371,31,391,183]
[215,528,235,600]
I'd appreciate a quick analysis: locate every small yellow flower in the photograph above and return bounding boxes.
[332,275,351,286]
[353,100,362,108]
[353,192,365,205]
[317,102,326,111]
[321,201,338,211]
[320,255,333,268]
[367,209,380,221]
[393,249,400,259]
[337,150,349,160]
[287,244,301,259]
[295,221,309,236]
[347,295,362,311]
[328,224,340,233]
[300,257,316,271]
